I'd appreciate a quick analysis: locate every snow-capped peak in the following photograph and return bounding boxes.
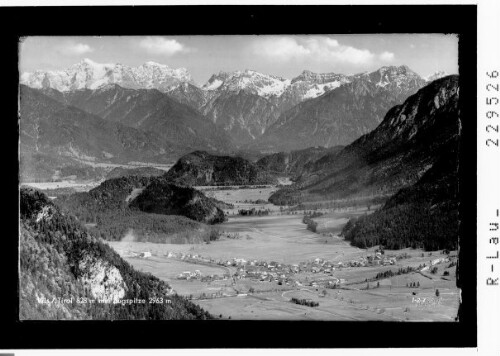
[361,65,423,89]
[202,69,290,97]
[20,59,194,92]
[202,68,357,101]
[425,70,448,82]
[82,58,98,65]
[143,61,164,66]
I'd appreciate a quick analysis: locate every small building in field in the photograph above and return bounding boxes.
[140,251,152,258]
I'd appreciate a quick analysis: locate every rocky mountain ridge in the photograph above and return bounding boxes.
[253,65,428,151]
[21,59,194,93]
[269,75,460,204]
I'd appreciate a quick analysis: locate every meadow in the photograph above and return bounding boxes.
[106,183,460,321]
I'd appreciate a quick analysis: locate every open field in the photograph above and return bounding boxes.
[105,183,460,321]
[21,162,174,191]
[109,213,365,264]
[312,210,373,235]
[108,212,459,320]
[69,157,174,171]
[121,255,232,296]
[192,256,459,321]
[21,181,104,192]
[198,186,280,214]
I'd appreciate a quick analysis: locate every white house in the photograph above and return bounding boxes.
[430,259,438,265]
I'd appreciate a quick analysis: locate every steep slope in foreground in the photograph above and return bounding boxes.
[164,151,278,186]
[20,187,212,320]
[269,75,460,205]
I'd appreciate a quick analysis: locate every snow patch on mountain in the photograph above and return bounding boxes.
[303,81,344,99]
[21,59,194,93]
[202,70,290,98]
[201,69,355,104]
[425,70,448,82]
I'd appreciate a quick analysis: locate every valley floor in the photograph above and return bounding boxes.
[108,210,459,321]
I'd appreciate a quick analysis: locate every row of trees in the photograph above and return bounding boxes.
[238,208,271,216]
[290,298,319,307]
[373,266,420,280]
[302,211,324,233]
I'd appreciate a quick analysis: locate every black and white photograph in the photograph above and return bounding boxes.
[1,2,492,353]
[18,33,463,321]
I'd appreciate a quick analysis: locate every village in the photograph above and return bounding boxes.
[112,195,458,319]
[131,249,453,294]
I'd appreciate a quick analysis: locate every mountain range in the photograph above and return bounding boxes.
[20,60,451,182]
[19,85,174,169]
[35,84,232,150]
[252,65,428,151]
[269,75,460,204]
[266,75,460,251]
[22,60,446,147]
[19,84,233,181]
[21,59,194,92]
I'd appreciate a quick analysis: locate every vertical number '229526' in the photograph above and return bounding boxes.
[486,71,499,147]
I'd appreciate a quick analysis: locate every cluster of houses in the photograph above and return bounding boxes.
[342,253,398,267]
[163,250,404,287]
[167,253,351,286]
[308,277,346,289]
[177,270,203,280]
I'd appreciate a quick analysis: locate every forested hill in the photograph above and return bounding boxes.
[56,176,225,225]
[341,147,459,251]
[164,150,278,186]
[129,179,226,224]
[19,187,213,320]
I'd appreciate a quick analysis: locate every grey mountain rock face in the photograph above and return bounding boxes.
[269,75,460,204]
[252,65,427,152]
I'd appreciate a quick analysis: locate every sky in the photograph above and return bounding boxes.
[19,35,459,85]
